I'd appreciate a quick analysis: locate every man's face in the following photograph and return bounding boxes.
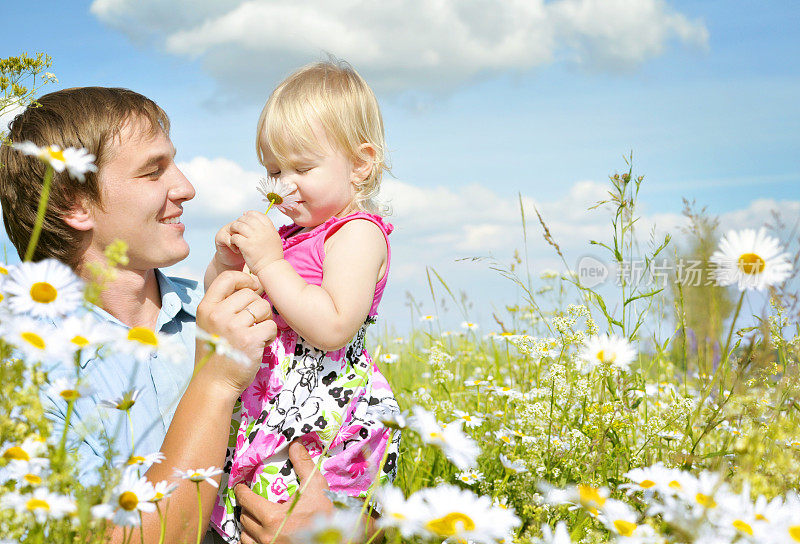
[86,117,196,272]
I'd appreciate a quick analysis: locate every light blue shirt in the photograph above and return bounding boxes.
[42,271,202,484]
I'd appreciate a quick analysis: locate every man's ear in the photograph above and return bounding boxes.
[352,143,377,183]
[61,199,94,232]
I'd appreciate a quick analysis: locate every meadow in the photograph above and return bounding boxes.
[1,54,799,544]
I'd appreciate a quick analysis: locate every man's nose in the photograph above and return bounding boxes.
[168,165,196,202]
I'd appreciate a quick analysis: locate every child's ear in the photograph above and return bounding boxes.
[61,198,94,232]
[351,143,377,183]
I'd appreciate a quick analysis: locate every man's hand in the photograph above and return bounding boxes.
[236,441,334,544]
[229,211,284,277]
[196,270,276,393]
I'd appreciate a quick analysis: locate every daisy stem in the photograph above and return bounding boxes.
[195,482,203,544]
[139,512,145,544]
[56,399,75,464]
[722,291,746,365]
[24,165,54,261]
[352,431,393,544]
[156,503,166,544]
[265,199,276,215]
[127,409,136,456]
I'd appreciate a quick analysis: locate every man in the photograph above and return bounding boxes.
[0,87,334,543]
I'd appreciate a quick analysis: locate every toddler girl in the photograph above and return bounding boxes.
[207,61,400,542]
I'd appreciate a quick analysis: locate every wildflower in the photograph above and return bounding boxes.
[710,228,792,290]
[119,326,185,362]
[456,469,484,486]
[257,176,300,213]
[293,508,364,544]
[48,377,93,403]
[0,454,49,488]
[151,480,179,503]
[415,485,520,543]
[453,409,484,428]
[196,328,250,365]
[539,269,559,280]
[375,485,427,538]
[538,521,572,544]
[598,498,639,537]
[419,314,437,322]
[174,466,223,488]
[4,318,65,362]
[12,141,98,182]
[392,336,406,344]
[1,437,48,475]
[91,467,156,526]
[99,388,141,411]
[118,451,165,469]
[378,353,400,364]
[1,488,76,523]
[578,334,637,373]
[499,454,528,474]
[324,490,363,509]
[494,429,516,446]
[2,259,83,318]
[377,410,408,430]
[408,406,479,470]
[461,321,479,331]
[57,313,116,353]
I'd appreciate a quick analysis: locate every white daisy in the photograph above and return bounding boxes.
[452,409,484,429]
[0,457,49,488]
[196,328,250,366]
[538,521,572,544]
[408,407,479,470]
[1,487,76,523]
[710,228,792,290]
[599,498,639,537]
[461,321,479,331]
[173,466,223,488]
[48,377,93,403]
[56,313,117,354]
[578,334,637,373]
[419,314,437,322]
[415,485,520,543]
[378,353,400,364]
[375,485,427,538]
[2,259,83,318]
[150,480,179,503]
[499,454,528,474]
[4,317,65,362]
[91,467,156,526]
[456,469,484,486]
[12,141,97,182]
[256,176,299,214]
[118,451,165,469]
[117,325,181,362]
[99,389,142,411]
[293,507,364,544]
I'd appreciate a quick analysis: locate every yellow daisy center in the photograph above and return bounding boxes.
[26,498,50,511]
[71,335,90,347]
[24,474,42,485]
[153,492,164,501]
[3,446,30,461]
[391,512,406,520]
[639,479,656,488]
[59,389,80,402]
[316,528,344,544]
[429,432,444,441]
[733,520,753,535]
[30,281,57,303]
[117,398,136,410]
[44,147,65,162]
[668,480,682,489]
[118,491,139,511]
[0,265,7,274]
[127,456,145,465]
[21,332,46,350]
[755,514,768,521]
[737,253,766,275]
[426,512,475,537]
[790,526,800,542]
[266,192,284,205]
[614,520,637,537]
[128,327,157,346]
[578,485,606,507]
[695,493,717,508]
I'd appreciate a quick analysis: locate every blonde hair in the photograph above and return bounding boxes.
[256,59,389,215]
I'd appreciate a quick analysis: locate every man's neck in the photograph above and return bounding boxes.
[81,265,162,330]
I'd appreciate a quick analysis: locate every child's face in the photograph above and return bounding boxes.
[261,119,357,228]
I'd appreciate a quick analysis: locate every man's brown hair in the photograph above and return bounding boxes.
[0,87,170,268]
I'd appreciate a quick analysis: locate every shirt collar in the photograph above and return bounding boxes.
[156,269,199,321]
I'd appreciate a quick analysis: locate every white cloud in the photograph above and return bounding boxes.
[0,103,25,137]
[90,0,708,99]
[178,156,265,222]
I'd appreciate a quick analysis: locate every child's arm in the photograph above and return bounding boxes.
[204,220,246,290]
[230,211,387,352]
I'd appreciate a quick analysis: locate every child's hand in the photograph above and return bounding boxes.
[213,220,245,270]
[230,211,284,276]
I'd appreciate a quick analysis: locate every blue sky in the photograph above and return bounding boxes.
[2,1,798,332]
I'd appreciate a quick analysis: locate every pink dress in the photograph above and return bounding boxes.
[210,212,400,542]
